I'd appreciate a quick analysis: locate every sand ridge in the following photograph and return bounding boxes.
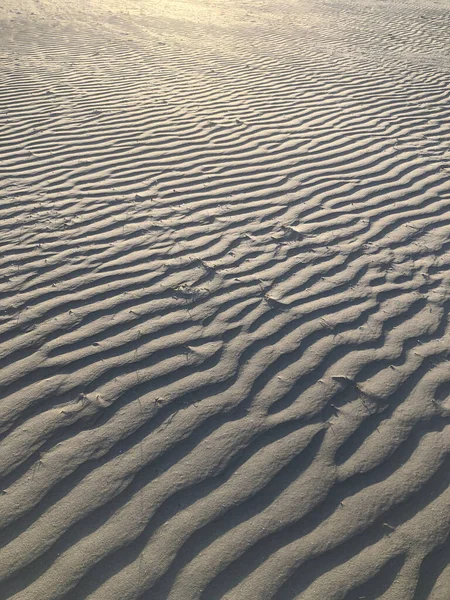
[1,0,450,598]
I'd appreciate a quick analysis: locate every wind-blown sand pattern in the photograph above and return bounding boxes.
[1,0,450,598]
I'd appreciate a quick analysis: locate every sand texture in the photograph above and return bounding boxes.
[1,0,450,598]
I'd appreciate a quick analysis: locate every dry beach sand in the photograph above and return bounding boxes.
[1,0,450,598]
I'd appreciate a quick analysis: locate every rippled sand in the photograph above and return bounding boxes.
[1,1,450,598]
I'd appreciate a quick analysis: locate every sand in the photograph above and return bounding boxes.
[1,0,450,598]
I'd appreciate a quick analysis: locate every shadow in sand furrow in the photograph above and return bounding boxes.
[0,271,170,348]
[146,145,362,186]
[388,216,450,250]
[368,208,450,249]
[0,309,207,394]
[157,137,311,168]
[269,250,353,290]
[342,554,406,600]
[249,309,377,405]
[377,442,450,530]
[0,400,319,597]
[0,411,250,595]
[414,529,450,600]
[434,375,450,405]
[431,242,450,264]
[265,295,427,416]
[0,259,187,323]
[336,355,450,468]
[159,180,294,208]
[299,194,450,257]
[308,181,450,226]
[2,318,242,460]
[328,177,448,213]
[37,276,249,360]
[5,257,241,350]
[217,202,287,223]
[59,214,160,239]
[161,155,411,211]
[275,546,406,599]
[157,169,291,196]
[0,245,53,268]
[0,269,175,338]
[246,269,372,328]
[0,345,229,483]
[277,263,372,310]
[0,339,240,530]
[201,417,450,599]
[133,429,327,600]
[378,234,450,265]
[0,320,233,444]
[60,422,322,599]
[339,413,450,503]
[137,234,243,268]
[356,297,449,387]
[45,304,211,361]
